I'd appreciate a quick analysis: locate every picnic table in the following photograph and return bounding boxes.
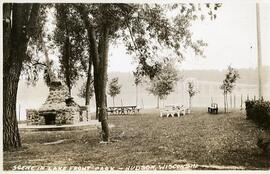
[160,105,186,117]
[107,106,140,115]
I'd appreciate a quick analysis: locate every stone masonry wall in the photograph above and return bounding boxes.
[26,109,39,125]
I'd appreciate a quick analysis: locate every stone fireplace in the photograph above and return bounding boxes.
[26,80,88,125]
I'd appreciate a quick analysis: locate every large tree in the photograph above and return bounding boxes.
[3,3,41,150]
[71,3,221,141]
[54,4,89,95]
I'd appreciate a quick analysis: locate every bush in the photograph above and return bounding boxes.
[245,99,270,129]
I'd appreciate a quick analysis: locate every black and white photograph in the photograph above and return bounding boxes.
[2,0,270,171]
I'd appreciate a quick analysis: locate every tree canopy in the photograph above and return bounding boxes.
[108,77,121,98]
[54,4,89,94]
[220,65,240,94]
[220,65,240,113]
[147,60,180,100]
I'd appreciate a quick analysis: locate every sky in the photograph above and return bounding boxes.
[107,2,270,72]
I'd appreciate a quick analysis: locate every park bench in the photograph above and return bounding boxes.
[107,106,140,115]
[160,105,185,117]
[208,103,218,114]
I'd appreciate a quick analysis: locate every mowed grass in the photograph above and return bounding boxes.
[4,108,270,170]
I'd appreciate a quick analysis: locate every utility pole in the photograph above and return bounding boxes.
[256,2,263,98]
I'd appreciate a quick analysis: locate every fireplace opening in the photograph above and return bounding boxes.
[43,113,56,125]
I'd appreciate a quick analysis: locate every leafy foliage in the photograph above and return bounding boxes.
[78,81,94,100]
[120,3,222,79]
[246,99,270,129]
[133,69,143,86]
[20,5,52,86]
[187,81,199,98]
[54,4,90,91]
[220,65,240,94]
[108,77,122,98]
[220,65,240,113]
[147,60,179,100]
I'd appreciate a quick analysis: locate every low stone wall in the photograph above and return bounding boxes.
[26,109,39,125]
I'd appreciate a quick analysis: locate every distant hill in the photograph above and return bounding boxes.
[180,66,270,84]
[16,66,270,120]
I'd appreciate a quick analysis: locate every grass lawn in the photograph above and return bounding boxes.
[4,108,270,170]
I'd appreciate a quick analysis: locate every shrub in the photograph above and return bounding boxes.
[245,99,270,129]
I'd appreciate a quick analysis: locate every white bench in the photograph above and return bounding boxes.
[160,105,186,117]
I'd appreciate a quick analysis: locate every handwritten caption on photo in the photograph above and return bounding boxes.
[12,164,198,171]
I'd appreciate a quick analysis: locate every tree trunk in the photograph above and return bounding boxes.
[3,4,23,150]
[230,94,232,109]
[189,97,192,111]
[224,93,226,113]
[98,25,110,142]
[74,4,110,141]
[157,96,160,108]
[85,57,92,106]
[3,68,22,150]
[226,93,229,113]
[240,94,243,109]
[3,4,40,150]
[85,66,92,121]
[74,4,101,120]
[64,20,72,95]
[136,84,138,106]
[113,97,115,107]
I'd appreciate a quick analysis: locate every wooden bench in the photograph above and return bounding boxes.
[208,103,218,114]
[107,106,140,115]
[160,105,185,117]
